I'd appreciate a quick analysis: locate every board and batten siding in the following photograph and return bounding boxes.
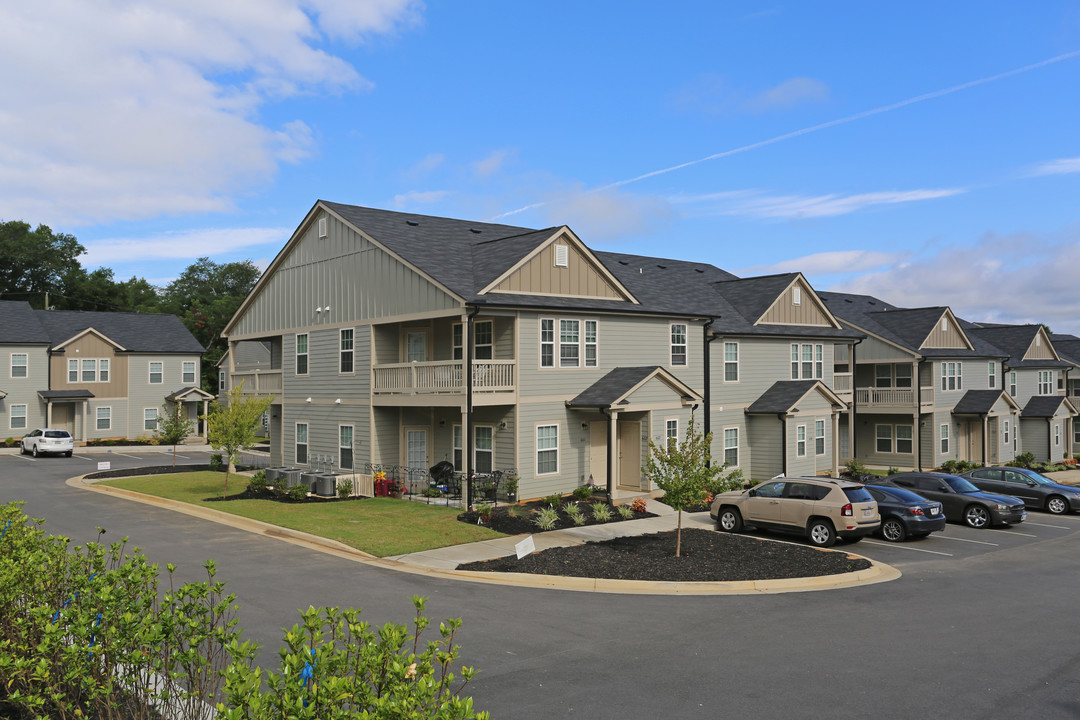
[230,212,460,339]
[489,235,624,299]
[757,280,834,326]
[922,315,968,349]
[50,335,129,399]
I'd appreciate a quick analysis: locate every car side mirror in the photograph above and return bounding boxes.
[938,485,950,493]
[748,489,757,497]
[1027,480,1037,487]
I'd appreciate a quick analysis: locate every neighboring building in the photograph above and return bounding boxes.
[1049,333,1080,457]
[964,323,1077,462]
[820,293,1021,470]
[220,201,862,499]
[0,301,208,443]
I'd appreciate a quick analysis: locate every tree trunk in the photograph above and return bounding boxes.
[172,444,177,467]
[222,469,229,500]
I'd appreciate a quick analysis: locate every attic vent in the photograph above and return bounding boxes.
[694,268,704,273]
[406,220,419,226]
[618,260,629,265]
[470,228,482,234]
[318,217,328,238]
[941,318,948,332]
[554,244,569,267]
[657,264,666,269]
[793,287,802,306]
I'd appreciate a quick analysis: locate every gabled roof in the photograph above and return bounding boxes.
[868,307,972,352]
[566,366,699,408]
[713,273,798,323]
[1021,395,1077,418]
[745,380,845,414]
[0,301,52,344]
[33,310,203,353]
[1050,334,1080,366]
[966,324,1071,368]
[167,386,215,402]
[952,390,1021,415]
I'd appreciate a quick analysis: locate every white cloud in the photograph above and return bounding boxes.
[539,188,675,241]
[392,190,452,208]
[741,77,830,113]
[738,249,909,277]
[679,188,964,219]
[402,153,446,180]
[472,149,514,180]
[827,228,1080,335]
[0,0,421,225]
[82,226,291,266]
[1028,156,1080,177]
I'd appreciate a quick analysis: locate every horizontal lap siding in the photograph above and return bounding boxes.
[517,401,593,499]
[284,326,370,399]
[283,404,370,470]
[2,346,48,432]
[785,393,835,477]
[857,412,920,469]
[127,355,201,440]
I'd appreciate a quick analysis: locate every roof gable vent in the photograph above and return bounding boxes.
[317,217,328,238]
[554,244,569,267]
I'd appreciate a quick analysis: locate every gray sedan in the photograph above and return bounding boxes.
[962,467,1080,515]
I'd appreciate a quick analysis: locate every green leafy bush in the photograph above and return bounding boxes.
[209,453,224,470]
[541,494,563,508]
[844,458,869,478]
[288,484,308,502]
[534,506,559,530]
[248,472,268,494]
[571,485,593,501]
[590,502,613,522]
[1016,451,1036,468]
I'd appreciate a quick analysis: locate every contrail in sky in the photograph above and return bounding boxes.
[490,49,1080,220]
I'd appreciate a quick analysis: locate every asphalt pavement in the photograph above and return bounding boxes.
[4,451,1080,719]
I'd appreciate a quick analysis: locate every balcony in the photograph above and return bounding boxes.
[853,385,934,412]
[832,372,852,401]
[231,370,282,396]
[373,360,516,396]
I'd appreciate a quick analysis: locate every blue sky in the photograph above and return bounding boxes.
[4,1,1080,333]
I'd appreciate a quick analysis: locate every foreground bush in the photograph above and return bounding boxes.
[0,502,487,720]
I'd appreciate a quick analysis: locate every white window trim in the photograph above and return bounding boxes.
[82,358,98,383]
[1004,419,1010,445]
[796,424,806,458]
[339,424,354,470]
[815,419,826,456]
[536,423,559,476]
[452,424,463,472]
[452,323,464,361]
[10,353,27,379]
[723,426,739,468]
[1009,372,1017,396]
[339,328,355,374]
[792,287,802,306]
[295,333,309,376]
[665,417,679,449]
[723,341,739,383]
[96,406,112,431]
[940,362,963,391]
[474,320,494,361]
[584,320,598,368]
[295,422,309,465]
[9,404,27,430]
[539,318,555,369]
[988,362,997,389]
[143,407,159,432]
[670,323,688,367]
[182,360,197,384]
[473,424,495,474]
[896,424,914,455]
[554,243,569,267]
[1054,422,1061,447]
[148,361,163,385]
[559,319,580,368]
[791,343,823,380]
[68,359,78,383]
[940,423,950,454]
[875,424,893,454]
[218,371,226,392]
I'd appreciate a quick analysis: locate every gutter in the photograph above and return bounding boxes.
[779,413,787,476]
[702,317,719,466]
[465,305,478,509]
[599,407,614,503]
[849,338,863,460]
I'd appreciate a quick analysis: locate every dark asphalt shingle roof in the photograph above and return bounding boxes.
[1022,395,1070,418]
[1050,334,1080,366]
[966,324,1072,369]
[711,274,799,323]
[567,366,671,408]
[952,390,1009,415]
[38,389,95,400]
[0,301,52,344]
[34,310,204,353]
[746,380,825,414]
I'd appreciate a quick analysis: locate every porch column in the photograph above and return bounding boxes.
[609,410,619,492]
[983,415,989,466]
[831,411,840,476]
[46,400,52,428]
[202,400,209,438]
[81,401,88,443]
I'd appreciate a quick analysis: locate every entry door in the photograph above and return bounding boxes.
[617,420,641,490]
[52,404,73,433]
[988,418,999,464]
[589,422,608,487]
[405,428,428,472]
[966,421,981,462]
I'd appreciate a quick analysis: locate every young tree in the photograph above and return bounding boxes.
[643,413,743,557]
[203,383,273,498]
[155,401,196,467]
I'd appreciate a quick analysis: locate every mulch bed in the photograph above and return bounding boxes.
[458,498,654,534]
[457,528,872,581]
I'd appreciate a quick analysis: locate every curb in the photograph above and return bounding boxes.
[71,474,901,595]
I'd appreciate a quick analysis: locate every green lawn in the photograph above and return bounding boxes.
[99,472,505,557]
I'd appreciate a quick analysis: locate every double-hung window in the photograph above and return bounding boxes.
[875,364,892,388]
[559,320,580,367]
[295,423,308,465]
[537,425,559,475]
[452,325,464,360]
[941,362,962,391]
[295,333,309,375]
[670,324,687,366]
[988,362,997,389]
[876,425,893,453]
[96,407,111,431]
[723,428,739,467]
[540,319,555,368]
[144,408,158,432]
[666,419,679,449]
[10,353,27,379]
[340,329,354,373]
[791,344,823,379]
[10,404,27,430]
[474,426,493,474]
[895,364,912,388]
[149,361,163,384]
[474,321,493,360]
[796,425,806,457]
[339,425,354,470]
[1038,371,1054,395]
[452,425,463,471]
[1009,372,1017,396]
[724,342,738,382]
[584,320,598,367]
[219,371,226,392]
[83,359,98,382]
[940,424,950,454]
[100,359,110,382]
[182,361,196,384]
[68,359,79,382]
[815,420,826,455]
[896,425,913,454]
[1004,419,1011,445]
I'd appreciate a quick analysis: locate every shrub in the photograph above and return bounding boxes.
[1016,451,1036,468]
[247,472,268,494]
[590,502,613,522]
[541,493,563,508]
[337,480,352,499]
[571,485,593,501]
[630,497,648,514]
[844,458,869,478]
[887,466,900,476]
[421,486,445,498]
[940,460,959,474]
[534,506,559,530]
[476,502,493,525]
[209,453,224,470]
[616,504,634,519]
[288,484,308,502]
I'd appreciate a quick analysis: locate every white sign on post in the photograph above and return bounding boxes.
[97,461,111,471]
[515,535,536,559]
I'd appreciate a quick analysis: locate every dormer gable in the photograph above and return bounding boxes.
[1023,326,1060,361]
[481,227,638,303]
[756,274,841,328]
[919,309,972,350]
[51,327,125,353]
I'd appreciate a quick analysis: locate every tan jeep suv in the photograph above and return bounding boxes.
[709,477,879,547]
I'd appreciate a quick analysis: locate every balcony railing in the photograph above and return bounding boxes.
[373,360,515,395]
[832,372,852,394]
[231,370,282,394]
[853,385,934,410]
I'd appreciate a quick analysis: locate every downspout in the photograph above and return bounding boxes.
[600,407,614,503]
[850,338,863,460]
[465,305,478,509]
[778,413,787,477]
[916,358,925,471]
[702,318,718,467]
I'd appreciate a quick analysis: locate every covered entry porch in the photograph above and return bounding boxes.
[39,390,94,443]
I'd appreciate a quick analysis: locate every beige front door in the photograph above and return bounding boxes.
[617,420,641,490]
[52,404,73,433]
[965,421,981,462]
[589,422,608,486]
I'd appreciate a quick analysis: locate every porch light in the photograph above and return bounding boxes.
[306,397,312,403]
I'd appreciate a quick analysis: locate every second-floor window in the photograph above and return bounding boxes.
[68,359,78,382]
[219,371,226,392]
[149,361,163,384]
[790,344,823,380]
[940,362,962,391]
[1009,372,1017,396]
[560,320,579,367]
[10,353,27,379]
[296,333,309,375]
[183,361,196,384]
[540,319,554,367]
[584,320,597,367]
[724,342,738,382]
[340,329,354,373]
[988,362,997,389]
[474,321,493,360]
[1038,370,1054,395]
[671,324,687,366]
[541,317,598,369]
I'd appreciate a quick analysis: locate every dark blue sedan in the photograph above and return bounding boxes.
[865,484,946,542]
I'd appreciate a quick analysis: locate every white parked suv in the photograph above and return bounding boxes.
[20,429,74,457]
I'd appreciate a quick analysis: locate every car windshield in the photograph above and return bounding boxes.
[44,431,70,439]
[1017,469,1055,486]
[843,487,874,503]
[943,476,980,493]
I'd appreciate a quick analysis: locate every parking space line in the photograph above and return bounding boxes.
[1025,521,1071,530]
[862,540,953,556]
[935,535,999,546]
[157,451,190,459]
[986,528,1038,538]
[109,453,145,460]
[10,455,35,461]
[73,454,96,461]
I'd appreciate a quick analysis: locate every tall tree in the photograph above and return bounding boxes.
[161,258,261,392]
[0,221,86,305]
[57,266,161,313]
[203,383,273,499]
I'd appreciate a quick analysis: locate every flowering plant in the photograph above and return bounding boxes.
[629,497,648,514]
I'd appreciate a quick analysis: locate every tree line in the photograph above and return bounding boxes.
[0,220,261,392]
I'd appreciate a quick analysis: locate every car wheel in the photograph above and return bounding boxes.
[881,517,907,542]
[807,519,836,548]
[1046,496,1069,515]
[718,507,743,533]
[65,451,73,458]
[19,443,27,455]
[31,444,39,458]
[964,504,990,528]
